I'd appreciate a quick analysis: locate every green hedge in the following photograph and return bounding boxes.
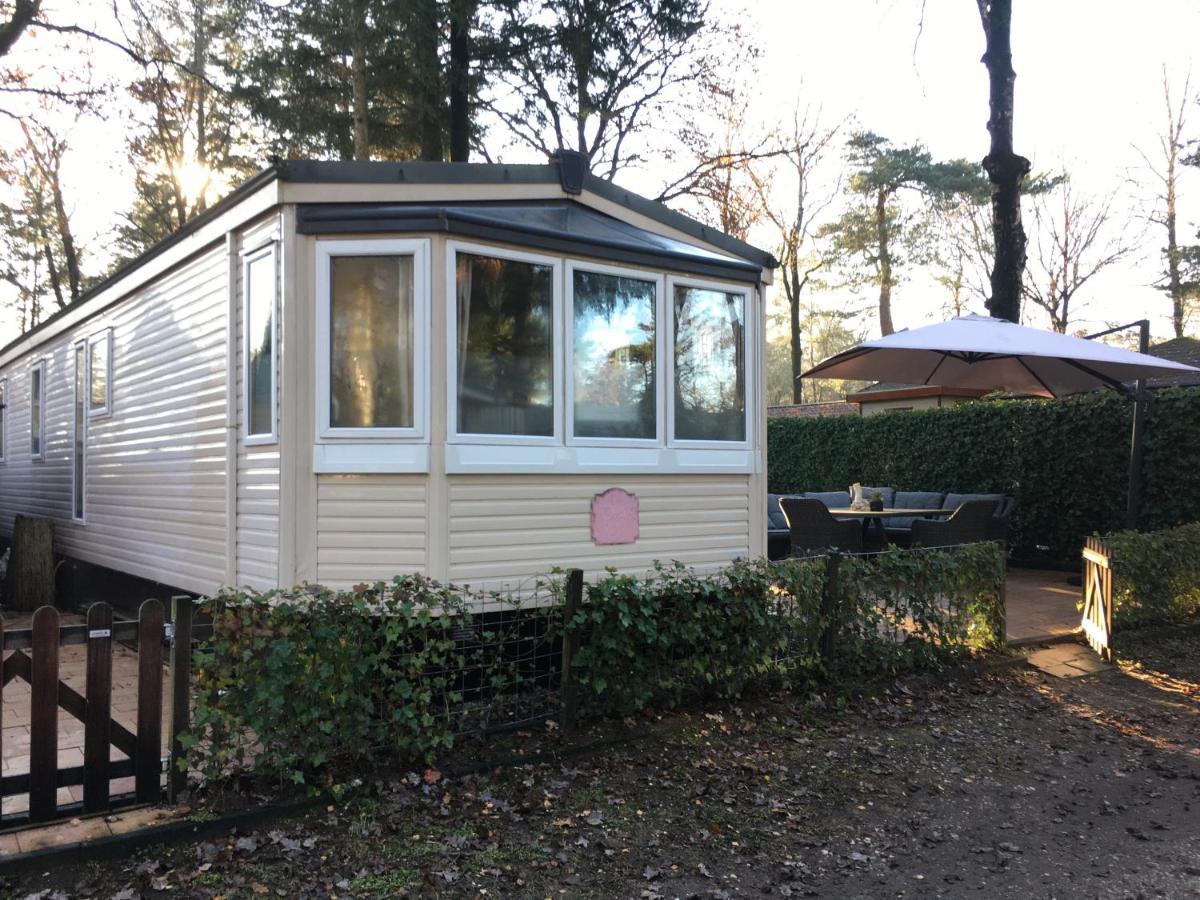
[1105,522,1200,628]
[185,547,1005,788]
[767,386,1200,561]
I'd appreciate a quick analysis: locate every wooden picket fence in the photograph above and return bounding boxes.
[1081,536,1114,662]
[0,596,194,829]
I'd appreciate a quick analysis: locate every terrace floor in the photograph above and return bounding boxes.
[1004,566,1082,643]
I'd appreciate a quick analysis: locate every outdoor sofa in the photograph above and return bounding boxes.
[766,489,1013,560]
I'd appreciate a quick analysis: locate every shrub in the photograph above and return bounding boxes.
[1105,522,1200,628]
[184,575,555,789]
[185,546,1006,786]
[767,386,1200,562]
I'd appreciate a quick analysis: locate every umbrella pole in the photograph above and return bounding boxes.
[1125,320,1150,531]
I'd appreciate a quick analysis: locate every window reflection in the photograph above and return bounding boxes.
[456,253,554,437]
[572,270,655,440]
[88,333,109,412]
[246,254,274,436]
[673,285,745,442]
[330,255,414,429]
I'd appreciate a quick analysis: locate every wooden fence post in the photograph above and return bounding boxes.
[83,602,113,813]
[136,599,165,803]
[29,605,59,821]
[167,595,193,802]
[560,569,584,731]
[819,553,841,665]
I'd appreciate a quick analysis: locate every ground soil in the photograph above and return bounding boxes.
[9,627,1200,899]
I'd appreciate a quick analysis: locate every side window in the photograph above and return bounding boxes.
[671,283,748,444]
[88,328,112,418]
[73,342,86,521]
[30,359,45,460]
[243,246,277,442]
[315,239,430,440]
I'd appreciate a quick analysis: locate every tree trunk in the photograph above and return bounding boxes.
[192,0,209,214]
[414,0,444,161]
[875,188,895,336]
[979,0,1030,324]
[448,1,473,162]
[788,265,803,404]
[350,0,370,161]
[1166,165,1184,337]
[7,514,55,612]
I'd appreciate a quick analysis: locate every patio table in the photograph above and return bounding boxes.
[827,507,954,550]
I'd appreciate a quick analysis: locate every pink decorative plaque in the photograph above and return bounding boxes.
[591,488,639,545]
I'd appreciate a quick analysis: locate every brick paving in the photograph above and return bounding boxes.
[1004,566,1082,643]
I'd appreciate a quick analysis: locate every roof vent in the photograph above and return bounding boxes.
[552,149,586,194]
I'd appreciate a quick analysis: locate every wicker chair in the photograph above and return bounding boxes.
[910,499,995,548]
[779,497,863,557]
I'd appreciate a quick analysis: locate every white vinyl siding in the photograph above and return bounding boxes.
[236,217,282,590]
[315,475,427,589]
[0,246,231,595]
[446,474,751,591]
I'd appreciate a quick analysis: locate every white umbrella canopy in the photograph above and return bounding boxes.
[801,314,1200,398]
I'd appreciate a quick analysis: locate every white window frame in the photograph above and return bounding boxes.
[565,259,664,449]
[315,238,432,445]
[72,340,87,523]
[446,240,564,447]
[242,243,279,445]
[666,275,754,451]
[29,358,46,461]
[86,327,113,419]
[0,377,7,463]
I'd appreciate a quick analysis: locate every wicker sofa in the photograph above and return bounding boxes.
[767,489,1014,560]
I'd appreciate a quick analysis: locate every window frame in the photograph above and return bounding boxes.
[446,240,564,448]
[314,238,431,443]
[86,327,113,419]
[29,358,46,461]
[242,243,279,445]
[564,259,664,449]
[665,275,754,451]
[72,340,87,523]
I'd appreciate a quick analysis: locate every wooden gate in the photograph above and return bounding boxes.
[1081,536,1114,662]
[0,597,193,828]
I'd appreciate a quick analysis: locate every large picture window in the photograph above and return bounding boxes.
[73,342,86,521]
[243,246,277,441]
[570,266,658,441]
[671,282,747,444]
[30,359,45,460]
[315,239,429,442]
[453,247,558,440]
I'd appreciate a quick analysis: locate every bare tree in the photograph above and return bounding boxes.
[976,0,1031,323]
[747,106,841,403]
[1024,178,1134,333]
[1137,67,1196,338]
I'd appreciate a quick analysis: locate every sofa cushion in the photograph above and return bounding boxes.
[887,491,947,531]
[943,492,1006,516]
[804,490,852,510]
[767,493,795,531]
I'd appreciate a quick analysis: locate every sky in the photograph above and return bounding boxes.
[3,0,1200,347]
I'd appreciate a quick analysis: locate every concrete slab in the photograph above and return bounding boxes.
[1027,642,1112,678]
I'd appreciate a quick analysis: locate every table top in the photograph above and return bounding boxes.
[827,507,953,518]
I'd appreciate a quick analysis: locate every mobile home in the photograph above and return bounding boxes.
[0,155,776,597]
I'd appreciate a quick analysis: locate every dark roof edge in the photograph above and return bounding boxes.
[276,158,778,269]
[0,164,283,360]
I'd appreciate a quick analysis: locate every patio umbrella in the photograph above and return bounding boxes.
[800,313,1200,529]
[800,313,1198,398]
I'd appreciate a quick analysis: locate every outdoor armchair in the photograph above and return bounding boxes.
[910,499,995,548]
[779,497,864,557]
